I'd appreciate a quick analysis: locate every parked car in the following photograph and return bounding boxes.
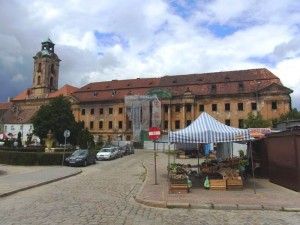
[65,149,96,166]
[96,147,118,160]
[115,147,125,158]
[123,144,134,155]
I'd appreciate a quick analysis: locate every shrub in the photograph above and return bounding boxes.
[0,150,72,166]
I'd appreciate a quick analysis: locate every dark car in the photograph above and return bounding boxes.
[123,144,134,155]
[65,149,96,167]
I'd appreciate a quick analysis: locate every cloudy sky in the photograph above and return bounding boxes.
[1,0,300,109]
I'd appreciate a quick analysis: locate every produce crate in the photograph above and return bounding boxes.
[169,178,187,184]
[227,177,243,190]
[169,183,188,194]
[209,179,227,190]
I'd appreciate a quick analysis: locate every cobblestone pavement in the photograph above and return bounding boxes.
[0,150,299,225]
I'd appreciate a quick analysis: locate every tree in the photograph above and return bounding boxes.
[278,108,300,122]
[77,128,94,149]
[17,131,22,147]
[31,96,84,145]
[244,112,272,128]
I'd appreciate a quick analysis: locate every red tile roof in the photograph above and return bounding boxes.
[72,68,288,102]
[0,102,13,109]
[12,85,78,101]
[4,108,39,124]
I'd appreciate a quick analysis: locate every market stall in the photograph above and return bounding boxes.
[168,112,252,192]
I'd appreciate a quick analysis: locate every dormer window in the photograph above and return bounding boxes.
[93,92,98,97]
[238,82,244,91]
[112,90,116,96]
[211,84,216,93]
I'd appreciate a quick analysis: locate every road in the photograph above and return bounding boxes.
[0,150,299,225]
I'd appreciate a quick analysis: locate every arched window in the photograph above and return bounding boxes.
[37,76,41,85]
[50,77,54,86]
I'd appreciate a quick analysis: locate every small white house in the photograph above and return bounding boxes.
[1,108,40,144]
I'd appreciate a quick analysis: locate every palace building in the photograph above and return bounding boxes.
[1,39,294,144]
[70,69,293,143]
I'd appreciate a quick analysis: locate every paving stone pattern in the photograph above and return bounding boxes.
[0,150,299,225]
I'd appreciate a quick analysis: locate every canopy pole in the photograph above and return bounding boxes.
[167,143,170,179]
[197,143,200,175]
[250,141,256,194]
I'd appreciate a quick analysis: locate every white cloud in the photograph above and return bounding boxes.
[12,73,26,82]
[0,0,299,110]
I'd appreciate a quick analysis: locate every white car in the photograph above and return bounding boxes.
[96,147,118,160]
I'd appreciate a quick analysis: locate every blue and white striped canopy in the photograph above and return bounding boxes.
[168,112,251,143]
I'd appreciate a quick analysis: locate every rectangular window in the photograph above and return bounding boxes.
[109,108,113,114]
[99,108,103,114]
[186,104,192,112]
[238,119,244,128]
[238,103,244,111]
[81,109,85,115]
[164,105,168,113]
[225,103,230,111]
[118,108,123,114]
[164,120,168,130]
[90,108,94,115]
[212,104,217,112]
[251,102,257,110]
[225,119,231,126]
[187,120,191,126]
[109,121,113,129]
[175,120,180,129]
[90,121,94,129]
[118,121,123,129]
[272,101,277,110]
[199,104,204,112]
[175,105,180,112]
[99,121,103,129]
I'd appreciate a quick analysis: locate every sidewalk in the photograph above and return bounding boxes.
[135,151,300,212]
[0,164,81,197]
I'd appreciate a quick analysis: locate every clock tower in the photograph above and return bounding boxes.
[31,38,61,98]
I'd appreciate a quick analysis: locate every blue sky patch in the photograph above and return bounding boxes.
[168,0,198,19]
[94,31,129,49]
[248,56,276,67]
[206,23,238,38]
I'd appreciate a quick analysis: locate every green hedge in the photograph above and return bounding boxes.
[0,151,72,166]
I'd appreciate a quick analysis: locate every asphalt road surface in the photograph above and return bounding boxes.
[0,150,299,225]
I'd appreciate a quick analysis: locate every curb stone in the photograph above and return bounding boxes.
[166,202,190,208]
[213,203,238,210]
[237,204,264,210]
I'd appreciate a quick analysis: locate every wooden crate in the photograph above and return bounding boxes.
[227,178,243,190]
[209,179,226,190]
[169,183,188,194]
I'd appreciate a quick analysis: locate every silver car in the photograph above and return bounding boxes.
[96,147,118,160]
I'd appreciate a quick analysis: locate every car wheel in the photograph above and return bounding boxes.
[93,158,96,164]
[84,160,87,167]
